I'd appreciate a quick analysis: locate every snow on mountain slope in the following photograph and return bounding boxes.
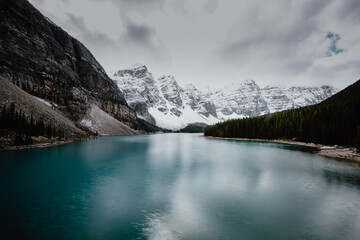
[284,86,338,108]
[148,105,218,130]
[112,65,218,130]
[111,65,339,130]
[183,84,217,118]
[210,81,339,120]
[260,86,293,113]
[209,80,269,118]
[158,75,184,108]
[111,64,161,125]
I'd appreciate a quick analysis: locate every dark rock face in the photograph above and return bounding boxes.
[0,0,138,129]
[197,101,217,118]
[113,65,160,125]
[158,75,184,108]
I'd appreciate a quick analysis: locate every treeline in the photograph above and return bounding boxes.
[180,123,208,133]
[138,119,171,133]
[0,103,65,145]
[205,80,360,150]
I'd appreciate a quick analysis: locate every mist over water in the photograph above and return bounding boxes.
[1,134,360,239]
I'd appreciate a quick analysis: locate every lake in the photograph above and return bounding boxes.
[1,133,360,239]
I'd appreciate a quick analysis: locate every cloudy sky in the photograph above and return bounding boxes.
[29,0,360,89]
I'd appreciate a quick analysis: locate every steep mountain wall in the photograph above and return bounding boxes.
[0,0,138,129]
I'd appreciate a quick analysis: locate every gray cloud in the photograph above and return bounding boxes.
[66,14,116,49]
[218,1,328,59]
[204,0,218,14]
[171,0,189,15]
[121,21,171,66]
[65,12,170,71]
[30,0,45,5]
[212,0,360,88]
[123,22,155,45]
[336,0,360,21]
[300,0,330,19]
[29,0,360,89]
[94,0,166,13]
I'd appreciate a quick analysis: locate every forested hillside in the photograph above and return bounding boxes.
[205,80,360,150]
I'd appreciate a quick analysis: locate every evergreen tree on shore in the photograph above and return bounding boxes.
[205,80,360,151]
[0,104,65,145]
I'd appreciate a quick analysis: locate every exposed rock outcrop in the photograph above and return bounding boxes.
[0,0,138,130]
[0,76,87,140]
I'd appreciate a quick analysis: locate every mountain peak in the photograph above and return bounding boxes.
[184,83,198,91]
[241,79,256,85]
[115,64,152,79]
[130,63,147,69]
[158,75,175,81]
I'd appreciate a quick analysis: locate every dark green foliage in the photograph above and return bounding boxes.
[14,133,33,146]
[138,119,171,133]
[0,104,65,145]
[180,123,208,133]
[205,80,360,150]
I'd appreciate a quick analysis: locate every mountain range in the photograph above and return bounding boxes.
[111,65,339,130]
[0,0,341,147]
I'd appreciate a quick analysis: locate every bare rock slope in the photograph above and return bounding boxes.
[0,0,138,132]
[0,77,87,139]
[80,105,138,136]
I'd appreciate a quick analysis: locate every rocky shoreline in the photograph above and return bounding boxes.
[204,136,360,163]
[0,136,97,152]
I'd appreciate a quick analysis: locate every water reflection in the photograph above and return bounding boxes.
[138,134,360,239]
[0,134,360,239]
[323,169,360,189]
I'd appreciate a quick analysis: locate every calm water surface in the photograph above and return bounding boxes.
[1,133,360,239]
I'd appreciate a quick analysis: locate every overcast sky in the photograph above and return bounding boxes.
[29,0,360,89]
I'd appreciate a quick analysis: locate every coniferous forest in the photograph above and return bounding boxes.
[205,80,360,151]
[0,103,65,146]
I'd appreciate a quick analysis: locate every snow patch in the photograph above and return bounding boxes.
[149,105,218,130]
[34,96,58,108]
[80,119,92,128]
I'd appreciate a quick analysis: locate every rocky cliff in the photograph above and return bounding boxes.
[0,0,138,129]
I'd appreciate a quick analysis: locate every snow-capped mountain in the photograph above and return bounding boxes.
[209,80,269,119]
[112,64,160,125]
[111,65,338,130]
[112,65,218,130]
[210,80,338,119]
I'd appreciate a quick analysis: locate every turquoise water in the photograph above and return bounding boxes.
[1,133,360,239]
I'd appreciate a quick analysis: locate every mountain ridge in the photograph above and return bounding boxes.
[111,64,339,130]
